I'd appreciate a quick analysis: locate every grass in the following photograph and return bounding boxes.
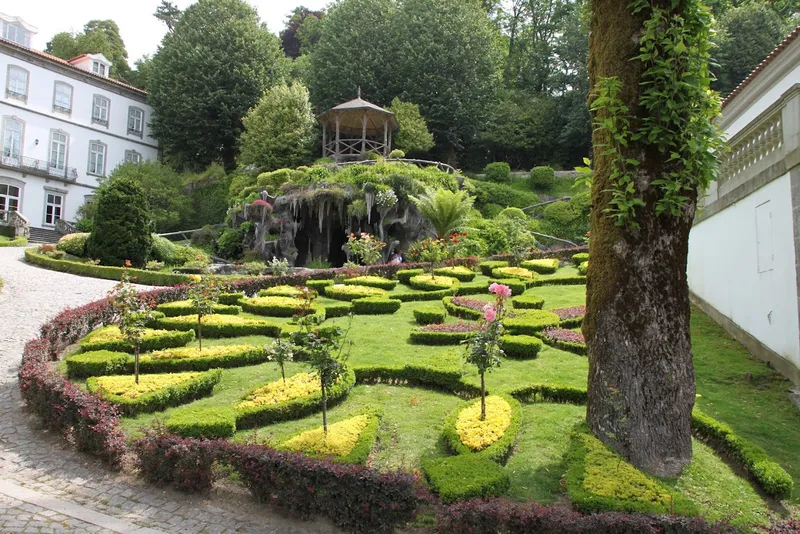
[66,265,799,524]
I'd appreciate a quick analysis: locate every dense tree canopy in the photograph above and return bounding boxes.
[148,0,286,171]
[387,98,435,156]
[238,83,317,171]
[46,20,132,83]
[280,6,325,58]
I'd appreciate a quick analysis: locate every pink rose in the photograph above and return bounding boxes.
[483,305,497,322]
[489,283,512,298]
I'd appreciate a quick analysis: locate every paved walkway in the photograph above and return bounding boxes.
[0,248,337,533]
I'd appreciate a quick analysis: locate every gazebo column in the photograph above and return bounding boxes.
[383,120,388,156]
[361,112,368,156]
[388,128,393,153]
[322,122,327,158]
[335,114,341,161]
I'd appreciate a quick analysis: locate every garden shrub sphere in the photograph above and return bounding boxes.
[483,162,512,183]
[87,178,153,267]
[529,166,555,190]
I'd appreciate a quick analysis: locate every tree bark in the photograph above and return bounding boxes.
[321,378,328,436]
[134,343,140,384]
[584,0,695,478]
[480,372,486,420]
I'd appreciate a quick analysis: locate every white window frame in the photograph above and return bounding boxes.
[43,190,64,227]
[0,179,23,222]
[127,107,144,137]
[92,61,106,77]
[124,150,142,164]
[53,82,73,115]
[87,141,107,176]
[3,23,29,47]
[92,95,110,127]
[49,130,69,174]
[1,116,24,161]
[6,65,29,103]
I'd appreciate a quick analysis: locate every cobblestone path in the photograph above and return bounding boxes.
[0,248,337,533]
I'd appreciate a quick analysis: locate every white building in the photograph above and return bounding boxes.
[688,26,800,385]
[0,13,158,238]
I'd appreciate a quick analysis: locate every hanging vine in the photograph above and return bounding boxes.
[591,0,725,227]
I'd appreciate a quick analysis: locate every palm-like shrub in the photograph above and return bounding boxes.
[410,188,474,240]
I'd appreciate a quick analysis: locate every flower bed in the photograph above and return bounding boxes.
[153,314,282,338]
[504,309,560,335]
[394,288,454,301]
[155,300,242,317]
[409,322,482,345]
[87,369,222,416]
[258,285,303,297]
[443,296,486,320]
[552,305,586,328]
[280,411,380,464]
[433,266,477,282]
[487,278,526,295]
[442,395,522,463]
[491,267,535,281]
[343,275,398,290]
[323,284,388,301]
[234,369,356,429]
[541,328,587,355]
[521,258,559,274]
[511,295,545,309]
[409,274,460,291]
[80,326,195,353]
[239,296,308,317]
[413,306,446,325]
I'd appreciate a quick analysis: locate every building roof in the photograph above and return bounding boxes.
[0,36,146,96]
[722,24,800,108]
[317,96,398,133]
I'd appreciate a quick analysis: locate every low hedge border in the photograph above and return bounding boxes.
[578,261,589,276]
[87,369,223,416]
[511,295,545,309]
[396,268,425,285]
[394,288,454,302]
[479,260,509,276]
[541,336,588,356]
[80,327,196,353]
[409,330,474,345]
[422,455,510,504]
[504,310,561,335]
[509,383,588,405]
[572,252,589,266]
[490,246,589,265]
[442,296,483,321]
[453,280,490,296]
[323,284,389,301]
[692,408,793,499]
[25,250,191,285]
[153,315,282,338]
[413,306,446,325]
[155,300,242,317]
[166,407,237,439]
[234,368,356,429]
[0,236,28,247]
[488,278,526,295]
[218,292,245,305]
[343,276,398,290]
[353,363,480,397]
[66,350,129,379]
[409,275,460,292]
[531,276,587,287]
[351,297,402,315]
[499,335,543,359]
[258,285,303,297]
[521,258,559,274]
[565,423,698,516]
[341,410,381,464]
[238,296,310,317]
[305,279,334,291]
[491,267,536,282]
[433,266,476,282]
[322,301,353,318]
[442,395,522,464]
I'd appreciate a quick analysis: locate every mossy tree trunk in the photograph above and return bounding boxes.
[584,0,696,477]
[321,377,328,436]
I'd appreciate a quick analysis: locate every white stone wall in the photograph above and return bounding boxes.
[688,174,800,369]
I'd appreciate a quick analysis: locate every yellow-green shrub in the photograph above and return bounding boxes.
[409,275,460,291]
[433,266,476,282]
[80,325,195,353]
[281,413,371,458]
[456,396,512,452]
[323,284,389,301]
[521,258,559,274]
[153,314,282,337]
[236,372,319,410]
[491,267,535,281]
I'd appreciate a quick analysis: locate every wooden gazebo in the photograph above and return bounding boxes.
[318,92,399,162]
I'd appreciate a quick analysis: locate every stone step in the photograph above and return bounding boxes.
[28,227,62,244]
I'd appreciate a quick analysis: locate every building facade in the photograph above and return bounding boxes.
[687,27,800,385]
[0,13,158,232]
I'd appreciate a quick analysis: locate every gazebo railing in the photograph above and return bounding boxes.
[324,138,387,157]
[336,158,459,175]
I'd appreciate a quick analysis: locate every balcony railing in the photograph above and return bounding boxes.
[0,155,78,182]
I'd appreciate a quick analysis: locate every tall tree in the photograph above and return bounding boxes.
[584,0,722,477]
[280,6,325,58]
[393,0,501,161]
[154,1,182,32]
[148,0,285,170]
[387,98,435,155]
[45,20,132,83]
[308,0,397,111]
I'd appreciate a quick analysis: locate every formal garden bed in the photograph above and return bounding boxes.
[18,260,800,532]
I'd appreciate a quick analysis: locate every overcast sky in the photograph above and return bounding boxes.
[11,0,328,63]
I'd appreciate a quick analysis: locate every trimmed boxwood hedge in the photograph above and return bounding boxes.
[235,369,356,429]
[491,267,536,282]
[343,276,398,290]
[442,296,483,321]
[433,266,476,282]
[394,289,454,302]
[422,455,510,504]
[166,407,237,439]
[504,309,560,335]
[155,300,242,317]
[413,306,446,325]
[453,280,491,296]
[80,326,195,353]
[509,383,588,405]
[521,258,559,274]
[541,335,588,356]
[138,345,270,373]
[218,292,245,305]
[66,350,129,379]
[578,261,589,276]
[259,285,303,297]
[511,295,545,309]
[499,335,543,359]
[239,296,309,317]
[153,315,282,338]
[441,395,522,464]
[409,329,475,345]
[565,424,697,516]
[692,408,793,499]
[409,275,460,292]
[351,297,402,315]
[306,279,334,291]
[531,276,587,287]
[572,252,589,266]
[340,411,381,464]
[396,269,425,284]
[0,236,28,247]
[322,302,353,318]
[479,260,509,276]
[87,369,222,416]
[353,363,481,397]
[488,278,526,295]
[323,284,389,301]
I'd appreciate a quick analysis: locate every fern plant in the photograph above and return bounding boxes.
[410,188,475,240]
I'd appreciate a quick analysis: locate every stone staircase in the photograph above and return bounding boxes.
[28,227,62,244]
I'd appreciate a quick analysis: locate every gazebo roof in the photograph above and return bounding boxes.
[318,96,398,133]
